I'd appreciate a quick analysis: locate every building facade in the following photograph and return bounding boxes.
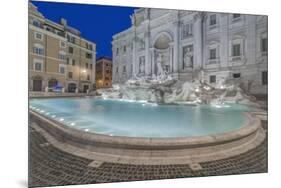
[96,57,112,88]
[112,9,268,94]
[28,3,96,93]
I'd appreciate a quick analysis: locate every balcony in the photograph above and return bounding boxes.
[207,58,219,65]
[208,24,217,30]
[231,56,242,61]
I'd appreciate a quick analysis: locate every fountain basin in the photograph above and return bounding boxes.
[29,97,264,165]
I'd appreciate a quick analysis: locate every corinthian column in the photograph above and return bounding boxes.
[193,12,205,70]
[172,12,180,78]
[144,30,151,76]
[132,28,137,78]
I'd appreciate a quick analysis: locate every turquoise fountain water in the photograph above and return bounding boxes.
[29,98,250,138]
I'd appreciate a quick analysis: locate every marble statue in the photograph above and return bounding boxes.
[184,53,192,67]
[139,57,145,74]
[156,54,165,79]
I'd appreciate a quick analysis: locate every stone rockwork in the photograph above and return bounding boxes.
[97,76,261,107]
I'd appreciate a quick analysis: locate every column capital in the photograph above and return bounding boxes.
[193,12,207,22]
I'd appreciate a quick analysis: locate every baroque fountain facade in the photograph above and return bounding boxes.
[111,8,268,95]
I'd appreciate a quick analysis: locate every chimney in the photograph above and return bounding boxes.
[60,18,67,26]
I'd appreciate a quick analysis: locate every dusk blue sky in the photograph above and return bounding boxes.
[31,1,137,58]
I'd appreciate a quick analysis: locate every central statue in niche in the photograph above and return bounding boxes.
[152,33,173,79]
[156,53,166,79]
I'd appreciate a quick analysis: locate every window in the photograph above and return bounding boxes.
[86,63,88,69]
[87,74,90,81]
[90,64,93,69]
[87,44,93,50]
[182,23,193,39]
[116,67,118,73]
[233,14,241,19]
[116,48,119,55]
[58,51,66,60]
[33,44,44,55]
[34,32,42,40]
[72,59,75,66]
[33,47,44,55]
[68,72,73,79]
[262,71,268,85]
[123,66,126,73]
[69,47,73,54]
[210,14,216,26]
[67,35,76,43]
[123,46,127,53]
[86,53,92,59]
[60,41,66,48]
[210,75,216,83]
[232,44,241,56]
[59,65,65,74]
[261,38,268,52]
[66,58,69,65]
[34,61,42,71]
[233,73,241,78]
[210,49,216,59]
[32,20,41,27]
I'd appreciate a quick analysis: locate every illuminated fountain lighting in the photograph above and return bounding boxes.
[40,110,45,113]
[59,118,64,122]
[109,134,114,136]
[52,115,56,118]
[195,88,200,93]
[84,129,89,132]
[220,85,225,89]
[70,122,75,126]
[195,98,202,103]
[45,112,50,115]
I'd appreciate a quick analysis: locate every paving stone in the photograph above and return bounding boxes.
[28,121,268,187]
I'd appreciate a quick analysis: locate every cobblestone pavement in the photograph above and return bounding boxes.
[29,121,268,187]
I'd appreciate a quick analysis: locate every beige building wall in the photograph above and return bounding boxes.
[28,2,96,93]
[96,57,112,88]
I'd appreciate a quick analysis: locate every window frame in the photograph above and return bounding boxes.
[59,64,65,74]
[58,51,66,60]
[34,32,43,41]
[262,71,268,85]
[209,75,216,83]
[233,73,241,79]
[261,38,268,53]
[68,46,74,54]
[232,44,241,57]
[209,14,217,26]
[209,48,217,60]
[33,59,43,72]
[68,71,73,79]
[60,41,66,48]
